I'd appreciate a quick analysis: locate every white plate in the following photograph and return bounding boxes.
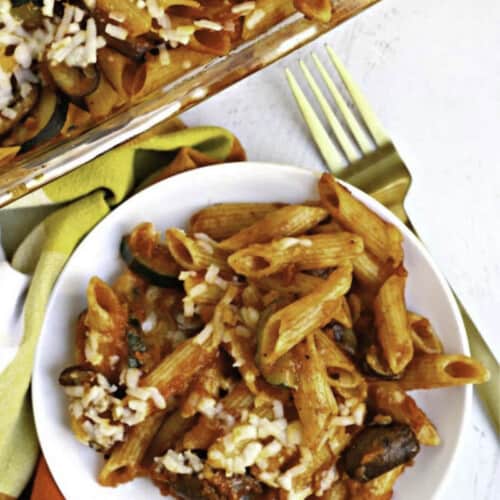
[32,163,470,500]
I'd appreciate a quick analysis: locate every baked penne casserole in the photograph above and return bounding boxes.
[0,0,335,163]
[59,173,489,499]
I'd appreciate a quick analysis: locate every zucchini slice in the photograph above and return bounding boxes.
[0,85,39,136]
[49,63,100,98]
[4,87,68,152]
[120,223,182,289]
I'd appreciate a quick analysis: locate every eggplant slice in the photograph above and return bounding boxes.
[342,424,420,482]
[49,63,100,98]
[0,85,39,136]
[4,87,68,152]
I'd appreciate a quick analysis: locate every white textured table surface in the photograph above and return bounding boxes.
[183,0,499,498]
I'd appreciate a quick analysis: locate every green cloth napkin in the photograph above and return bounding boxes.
[0,123,244,498]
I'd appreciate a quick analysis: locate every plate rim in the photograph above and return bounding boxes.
[32,161,471,500]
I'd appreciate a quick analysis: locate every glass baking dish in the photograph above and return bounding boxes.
[0,0,379,208]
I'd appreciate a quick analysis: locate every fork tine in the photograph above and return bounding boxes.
[312,52,373,155]
[298,60,359,163]
[326,45,390,147]
[285,68,344,174]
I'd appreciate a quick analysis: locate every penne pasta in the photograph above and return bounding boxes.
[408,312,443,355]
[319,480,349,500]
[183,273,225,305]
[346,464,405,499]
[145,410,195,465]
[294,0,333,22]
[242,0,296,40]
[398,354,490,390]
[128,47,213,97]
[98,410,168,486]
[294,336,338,449]
[97,47,137,98]
[85,74,124,119]
[352,250,390,291]
[182,382,254,450]
[373,266,414,374]
[368,382,440,446]
[259,264,353,366]
[166,228,231,271]
[189,203,285,240]
[219,205,328,251]
[82,277,128,378]
[140,335,218,405]
[180,358,231,418]
[255,271,326,297]
[315,331,363,389]
[223,327,260,394]
[318,173,403,267]
[228,233,364,279]
[96,0,152,36]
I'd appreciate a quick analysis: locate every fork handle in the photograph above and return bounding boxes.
[455,297,500,434]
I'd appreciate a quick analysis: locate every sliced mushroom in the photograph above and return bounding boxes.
[93,9,159,61]
[342,424,420,482]
[59,365,96,387]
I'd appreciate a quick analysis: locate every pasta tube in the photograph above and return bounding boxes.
[183,273,225,305]
[189,203,285,240]
[398,354,490,390]
[99,410,167,486]
[294,336,338,449]
[182,382,254,450]
[219,205,328,251]
[255,271,325,297]
[166,228,230,271]
[259,264,353,366]
[368,382,440,446]
[408,312,443,355]
[318,173,403,267]
[96,0,152,36]
[145,410,195,464]
[347,464,405,499]
[373,267,414,374]
[314,331,363,389]
[242,0,296,40]
[82,277,128,377]
[84,74,124,119]
[228,233,363,279]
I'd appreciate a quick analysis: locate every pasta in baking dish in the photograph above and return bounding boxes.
[59,173,489,499]
[0,0,333,162]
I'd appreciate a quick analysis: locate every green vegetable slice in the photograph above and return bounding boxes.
[120,223,182,289]
[4,87,68,152]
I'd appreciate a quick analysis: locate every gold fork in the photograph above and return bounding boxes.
[286,45,499,433]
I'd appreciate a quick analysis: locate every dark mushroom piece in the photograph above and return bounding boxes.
[157,470,264,500]
[59,365,96,387]
[93,9,160,61]
[342,424,420,482]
